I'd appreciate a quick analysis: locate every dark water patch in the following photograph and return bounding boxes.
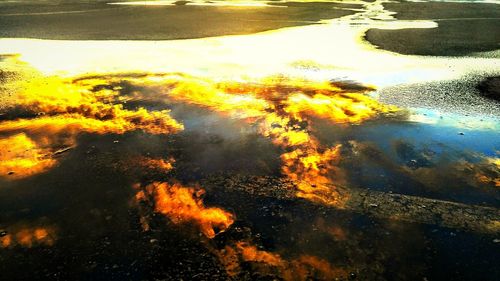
[0,70,499,279]
[203,174,500,280]
[312,115,500,206]
[171,131,282,182]
[0,125,498,279]
[420,224,500,281]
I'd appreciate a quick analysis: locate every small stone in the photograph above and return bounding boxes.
[458,132,465,135]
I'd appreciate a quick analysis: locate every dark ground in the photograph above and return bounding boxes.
[0,1,360,40]
[477,76,500,101]
[378,74,500,118]
[364,1,500,57]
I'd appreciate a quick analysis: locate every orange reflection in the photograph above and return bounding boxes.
[139,156,175,173]
[1,225,56,248]
[474,157,500,188]
[237,242,284,267]
[217,241,348,280]
[135,182,234,238]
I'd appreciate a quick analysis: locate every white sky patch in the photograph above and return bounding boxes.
[408,108,500,131]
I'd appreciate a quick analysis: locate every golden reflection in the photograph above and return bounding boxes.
[1,62,394,204]
[4,74,183,136]
[0,71,183,179]
[0,133,56,179]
